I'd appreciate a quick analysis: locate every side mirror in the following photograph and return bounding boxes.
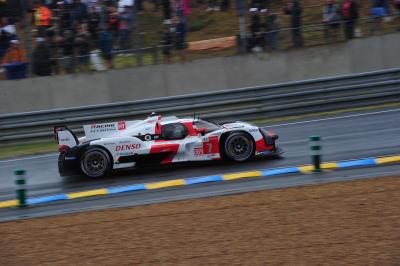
[196,128,207,136]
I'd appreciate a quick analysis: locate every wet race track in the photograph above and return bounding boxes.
[0,108,399,220]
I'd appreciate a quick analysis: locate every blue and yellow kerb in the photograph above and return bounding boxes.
[0,155,399,209]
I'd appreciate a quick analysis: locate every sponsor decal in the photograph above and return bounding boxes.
[118,121,126,130]
[115,144,141,152]
[194,147,203,156]
[89,123,117,133]
[60,138,70,142]
[91,123,115,129]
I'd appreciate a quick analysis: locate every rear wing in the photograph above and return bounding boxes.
[54,126,79,150]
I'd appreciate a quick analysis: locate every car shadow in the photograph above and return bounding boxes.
[61,155,284,189]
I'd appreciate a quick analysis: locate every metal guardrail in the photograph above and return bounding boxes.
[1,68,400,143]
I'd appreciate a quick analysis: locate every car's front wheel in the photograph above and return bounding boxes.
[223,132,255,162]
[80,147,111,178]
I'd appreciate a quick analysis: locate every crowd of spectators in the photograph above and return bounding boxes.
[1,0,400,79]
[0,0,191,78]
[247,0,399,53]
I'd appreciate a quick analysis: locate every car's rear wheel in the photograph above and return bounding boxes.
[58,152,67,176]
[80,147,111,178]
[223,132,255,162]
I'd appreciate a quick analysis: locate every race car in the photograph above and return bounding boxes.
[54,113,282,178]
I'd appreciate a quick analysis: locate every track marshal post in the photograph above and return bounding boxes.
[309,135,321,173]
[15,170,27,207]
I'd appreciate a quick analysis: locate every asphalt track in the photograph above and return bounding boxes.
[0,107,399,221]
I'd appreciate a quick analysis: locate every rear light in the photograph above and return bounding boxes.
[268,132,279,140]
[58,145,69,153]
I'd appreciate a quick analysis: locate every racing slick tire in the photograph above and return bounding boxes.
[80,147,111,178]
[58,152,67,176]
[223,132,255,162]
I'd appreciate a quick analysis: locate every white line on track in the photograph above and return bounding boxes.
[266,108,400,127]
[1,108,399,163]
[0,153,58,164]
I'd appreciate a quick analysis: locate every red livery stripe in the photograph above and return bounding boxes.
[150,144,180,164]
[183,122,198,136]
[203,136,219,154]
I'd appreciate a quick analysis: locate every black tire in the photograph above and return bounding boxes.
[58,152,67,176]
[223,132,255,162]
[80,147,111,178]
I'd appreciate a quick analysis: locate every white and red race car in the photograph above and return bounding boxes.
[55,113,281,178]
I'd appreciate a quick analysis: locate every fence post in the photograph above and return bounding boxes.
[15,169,27,207]
[309,135,321,173]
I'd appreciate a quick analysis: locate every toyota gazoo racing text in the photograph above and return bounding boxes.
[54,114,282,178]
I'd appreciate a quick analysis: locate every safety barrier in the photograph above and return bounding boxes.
[0,67,400,143]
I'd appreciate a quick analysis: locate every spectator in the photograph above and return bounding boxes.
[174,16,186,62]
[32,37,52,76]
[57,1,73,35]
[2,39,28,80]
[88,5,100,46]
[341,0,359,39]
[175,0,191,21]
[383,0,391,15]
[33,1,53,37]
[161,25,173,63]
[45,0,59,10]
[59,29,75,73]
[1,17,16,36]
[371,0,386,34]
[71,0,88,26]
[75,25,91,71]
[323,0,340,42]
[108,6,119,48]
[183,0,192,17]
[2,39,27,64]
[45,28,61,74]
[0,17,16,59]
[284,0,303,47]
[98,26,113,69]
[118,5,133,52]
[262,9,280,50]
[118,0,133,13]
[162,0,172,21]
[393,0,400,30]
[249,8,262,52]
[81,0,100,12]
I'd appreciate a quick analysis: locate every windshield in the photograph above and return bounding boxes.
[193,120,220,133]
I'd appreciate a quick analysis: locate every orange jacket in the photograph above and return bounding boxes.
[35,6,52,27]
[2,46,28,64]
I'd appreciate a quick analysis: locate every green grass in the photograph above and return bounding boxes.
[0,142,57,160]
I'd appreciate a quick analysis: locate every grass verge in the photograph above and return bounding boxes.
[0,141,57,160]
